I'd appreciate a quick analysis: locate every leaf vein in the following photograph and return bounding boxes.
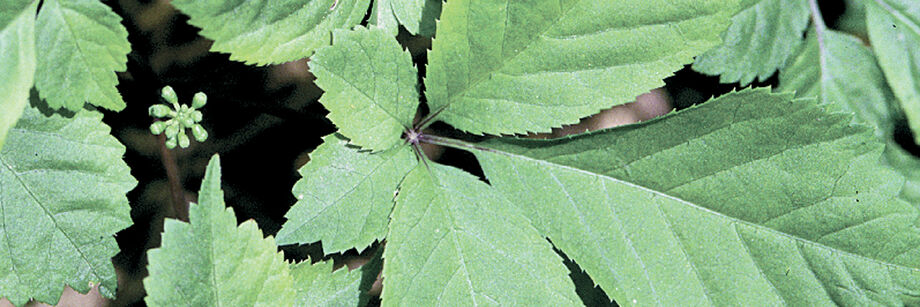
[0,156,106,285]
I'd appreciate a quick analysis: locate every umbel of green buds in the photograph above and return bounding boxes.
[149,86,209,149]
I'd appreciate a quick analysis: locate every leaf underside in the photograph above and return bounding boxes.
[693,0,810,86]
[34,0,129,112]
[144,156,294,306]
[171,0,370,65]
[0,0,36,150]
[425,0,739,135]
[0,102,135,306]
[276,134,417,254]
[382,163,581,306]
[471,89,920,306]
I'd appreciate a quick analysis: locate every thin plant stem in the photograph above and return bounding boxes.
[158,133,188,221]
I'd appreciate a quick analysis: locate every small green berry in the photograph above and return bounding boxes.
[151,85,209,150]
[164,123,179,138]
[178,132,190,148]
[149,121,167,135]
[161,86,178,104]
[179,116,195,128]
[149,105,172,118]
[192,92,207,109]
[165,137,178,149]
[191,124,208,142]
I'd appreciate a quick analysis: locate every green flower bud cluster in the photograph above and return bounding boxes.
[149,86,209,149]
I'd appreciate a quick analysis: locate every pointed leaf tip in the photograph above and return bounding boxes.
[144,153,295,306]
[311,27,420,152]
[34,0,129,111]
[425,0,740,135]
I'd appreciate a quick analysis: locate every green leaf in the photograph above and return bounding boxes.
[382,163,580,306]
[776,25,920,212]
[369,0,441,36]
[445,88,920,305]
[779,27,897,137]
[392,0,441,36]
[836,0,869,36]
[424,0,739,135]
[884,142,920,204]
[693,0,810,86]
[310,28,420,152]
[0,0,36,151]
[276,134,417,254]
[34,0,129,112]
[171,0,370,65]
[0,102,135,306]
[776,20,920,216]
[290,260,362,306]
[866,0,920,144]
[368,0,400,36]
[144,155,295,306]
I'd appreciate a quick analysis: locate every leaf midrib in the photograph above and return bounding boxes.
[0,155,107,284]
[433,1,726,117]
[444,138,920,275]
[0,159,24,296]
[44,0,122,109]
[314,48,409,130]
[432,1,577,113]
[281,146,405,247]
[430,168,581,305]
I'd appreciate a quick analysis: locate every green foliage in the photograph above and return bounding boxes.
[145,155,360,306]
[144,155,294,306]
[369,0,441,36]
[171,0,370,65]
[0,0,131,149]
[9,0,920,305]
[693,0,810,85]
[368,0,400,36]
[885,144,920,203]
[866,0,920,144]
[424,0,740,135]
[0,0,36,150]
[276,134,417,254]
[836,0,869,35]
[290,259,362,306]
[776,3,920,210]
[309,27,419,151]
[776,24,920,204]
[383,163,580,306]
[0,102,135,305]
[467,89,920,305]
[779,28,897,136]
[34,0,130,112]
